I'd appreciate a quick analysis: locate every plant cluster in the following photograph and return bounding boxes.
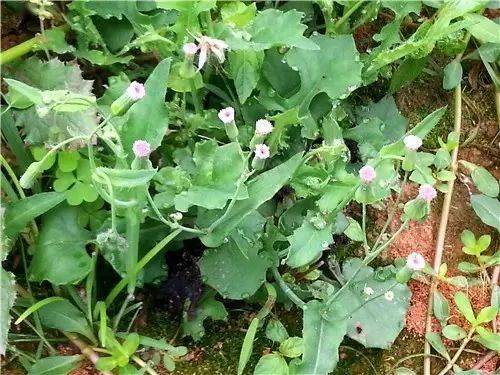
[0,1,499,374]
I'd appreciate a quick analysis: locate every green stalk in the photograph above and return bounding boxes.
[272,268,306,309]
[334,0,364,32]
[125,206,140,295]
[190,80,202,114]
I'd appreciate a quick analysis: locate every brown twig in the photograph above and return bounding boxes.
[423,67,465,374]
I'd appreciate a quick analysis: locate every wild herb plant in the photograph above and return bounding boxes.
[1,1,499,374]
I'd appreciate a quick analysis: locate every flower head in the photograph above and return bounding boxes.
[418,184,437,202]
[406,252,426,271]
[132,140,151,158]
[218,107,235,124]
[363,286,374,296]
[255,119,273,136]
[183,42,198,57]
[254,144,270,160]
[359,165,376,183]
[126,81,146,101]
[404,135,423,151]
[384,291,394,301]
[195,35,228,70]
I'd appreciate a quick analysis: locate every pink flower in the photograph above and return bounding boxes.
[418,184,437,202]
[404,135,423,151]
[359,165,376,183]
[254,144,270,160]
[255,119,273,136]
[183,42,198,57]
[132,140,151,158]
[406,252,426,271]
[195,35,228,70]
[126,81,146,101]
[218,107,235,124]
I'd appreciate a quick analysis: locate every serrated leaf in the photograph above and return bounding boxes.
[29,206,92,285]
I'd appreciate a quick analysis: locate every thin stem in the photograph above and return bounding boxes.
[424,61,464,375]
[190,79,201,114]
[105,229,182,306]
[437,329,474,375]
[113,294,133,332]
[334,0,364,32]
[272,268,306,309]
[0,154,26,199]
[131,355,159,375]
[125,205,140,295]
[362,203,368,253]
[63,332,113,375]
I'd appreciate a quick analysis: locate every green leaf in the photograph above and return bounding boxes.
[442,60,462,90]
[433,290,450,324]
[38,299,95,342]
[290,300,346,375]
[0,269,16,355]
[220,1,256,27]
[229,50,264,103]
[457,261,481,274]
[4,79,43,107]
[58,151,81,173]
[285,212,333,268]
[475,326,500,351]
[29,206,92,285]
[461,229,476,248]
[471,167,499,198]
[464,14,500,44]
[331,259,411,349]
[181,291,228,341]
[470,194,500,231]
[425,332,450,360]
[442,324,467,340]
[283,34,362,114]
[279,337,303,358]
[395,368,417,375]
[120,58,171,154]
[199,239,271,300]
[254,353,289,375]
[476,306,498,325]
[95,167,157,188]
[344,217,364,242]
[28,355,81,375]
[454,292,476,325]
[3,192,65,238]
[265,319,289,343]
[238,318,259,375]
[200,153,303,247]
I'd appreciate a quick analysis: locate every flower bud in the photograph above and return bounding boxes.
[19,161,43,189]
[359,165,376,184]
[110,82,145,116]
[418,184,437,202]
[251,144,270,171]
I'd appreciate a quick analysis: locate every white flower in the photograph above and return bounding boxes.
[403,135,423,151]
[218,107,235,124]
[182,42,198,57]
[195,35,228,70]
[363,286,374,296]
[126,81,146,101]
[254,144,270,160]
[255,119,273,136]
[384,291,394,301]
[132,140,151,158]
[406,252,426,271]
[418,184,437,202]
[169,212,183,221]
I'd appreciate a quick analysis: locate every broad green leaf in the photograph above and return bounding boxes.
[344,217,364,242]
[279,337,303,358]
[471,167,499,198]
[442,60,462,90]
[442,324,467,340]
[95,167,157,188]
[285,213,333,268]
[29,206,92,285]
[254,353,288,375]
[284,34,362,114]
[475,326,500,351]
[238,318,259,375]
[425,332,450,360]
[457,261,481,274]
[0,269,16,355]
[290,300,346,375]
[265,319,289,343]
[181,290,228,341]
[464,14,500,44]
[120,58,171,154]
[199,239,272,300]
[470,194,500,231]
[3,78,43,107]
[454,292,476,324]
[476,306,498,325]
[229,50,264,103]
[433,290,450,324]
[38,299,95,342]
[461,229,476,248]
[3,192,65,238]
[200,153,303,247]
[28,355,81,375]
[331,259,411,349]
[267,107,301,154]
[380,107,447,156]
[220,1,256,27]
